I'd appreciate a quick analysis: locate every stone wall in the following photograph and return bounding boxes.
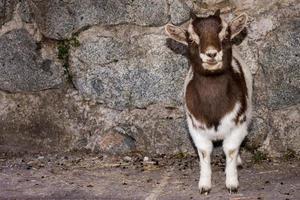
[0,0,299,158]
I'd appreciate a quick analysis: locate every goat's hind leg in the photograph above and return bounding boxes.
[223,124,248,193]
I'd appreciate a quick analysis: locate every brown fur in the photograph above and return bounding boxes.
[192,16,222,53]
[185,16,248,130]
[233,58,248,124]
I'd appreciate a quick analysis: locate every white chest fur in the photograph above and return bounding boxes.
[186,102,242,141]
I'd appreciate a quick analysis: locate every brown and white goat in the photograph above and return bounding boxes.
[165,10,252,193]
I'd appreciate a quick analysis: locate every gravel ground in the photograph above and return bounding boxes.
[0,151,299,200]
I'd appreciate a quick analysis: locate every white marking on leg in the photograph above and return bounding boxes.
[198,146,212,193]
[223,123,248,191]
[187,116,213,192]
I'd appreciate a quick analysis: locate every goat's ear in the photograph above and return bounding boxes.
[165,24,188,45]
[229,13,248,39]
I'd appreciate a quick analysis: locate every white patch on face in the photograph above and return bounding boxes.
[219,18,228,40]
[188,23,200,44]
[200,46,223,71]
[206,48,218,55]
[200,46,223,65]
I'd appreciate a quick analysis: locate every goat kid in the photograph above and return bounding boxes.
[165,10,252,194]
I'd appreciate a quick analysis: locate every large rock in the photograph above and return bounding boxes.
[18,0,34,23]
[116,105,194,154]
[0,0,17,27]
[70,26,188,110]
[0,89,194,155]
[0,88,111,153]
[95,128,136,154]
[268,106,300,156]
[170,0,191,25]
[0,29,64,92]
[248,19,300,156]
[0,89,74,152]
[30,0,169,40]
[259,20,300,110]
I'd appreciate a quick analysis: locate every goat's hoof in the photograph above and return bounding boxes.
[227,187,238,194]
[199,187,211,195]
[226,177,239,193]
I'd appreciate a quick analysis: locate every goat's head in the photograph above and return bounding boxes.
[165,10,248,74]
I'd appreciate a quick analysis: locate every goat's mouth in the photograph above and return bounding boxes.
[206,60,218,65]
[202,61,223,71]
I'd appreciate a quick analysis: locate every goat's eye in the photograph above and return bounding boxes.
[224,32,228,39]
[219,29,230,41]
[188,38,197,45]
[225,30,230,39]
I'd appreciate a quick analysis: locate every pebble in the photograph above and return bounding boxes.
[143,157,150,162]
[123,156,132,162]
[37,156,44,160]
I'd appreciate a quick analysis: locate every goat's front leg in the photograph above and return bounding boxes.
[196,137,213,194]
[198,140,213,194]
[223,125,248,192]
[187,116,213,194]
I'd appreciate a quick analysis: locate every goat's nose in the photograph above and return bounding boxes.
[206,52,217,58]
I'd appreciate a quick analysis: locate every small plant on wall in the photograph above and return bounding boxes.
[57,37,80,85]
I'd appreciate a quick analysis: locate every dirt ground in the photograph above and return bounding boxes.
[0,151,299,200]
